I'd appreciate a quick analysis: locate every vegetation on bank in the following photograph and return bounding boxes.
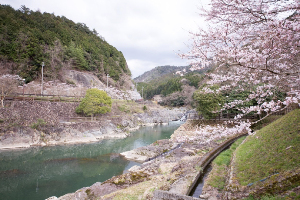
[136,70,205,100]
[244,193,300,200]
[193,86,224,119]
[201,110,300,199]
[113,99,144,115]
[235,109,300,187]
[0,4,130,83]
[76,89,112,117]
[205,136,246,190]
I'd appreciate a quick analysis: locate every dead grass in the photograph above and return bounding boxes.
[112,100,144,115]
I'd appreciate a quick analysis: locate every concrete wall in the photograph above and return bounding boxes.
[186,133,248,196]
[153,190,201,200]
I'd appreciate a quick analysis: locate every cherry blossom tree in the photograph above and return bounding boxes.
[182,0,300,123]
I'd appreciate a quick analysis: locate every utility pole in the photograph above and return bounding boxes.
[41,62,44,95]
[142,86,144,100]
[106,74,110,88]
[22,79,25,100]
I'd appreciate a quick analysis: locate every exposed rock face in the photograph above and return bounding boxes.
[64,70,105,88]
[104,87,141,100]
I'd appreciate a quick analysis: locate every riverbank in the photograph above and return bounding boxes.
[0,100,187,150]
[0,121,184,200]
[49,120,250,200]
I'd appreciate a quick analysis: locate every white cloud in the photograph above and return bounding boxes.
[127,59,157,79]
[2,0,209,78]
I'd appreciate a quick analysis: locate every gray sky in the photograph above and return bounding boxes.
[2,0,208,78]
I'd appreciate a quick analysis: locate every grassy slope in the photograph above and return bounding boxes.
[205,136,247,190]
[235,109,300,186]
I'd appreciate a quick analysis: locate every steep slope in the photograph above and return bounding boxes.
[235,109,300,185]
[219,109,300,199]
[0,4,131,88]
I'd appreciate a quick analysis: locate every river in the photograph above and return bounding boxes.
[0,121,183,200]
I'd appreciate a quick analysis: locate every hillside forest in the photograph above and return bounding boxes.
[0,5,131,84]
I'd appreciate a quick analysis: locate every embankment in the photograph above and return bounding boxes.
[0,100,186,149]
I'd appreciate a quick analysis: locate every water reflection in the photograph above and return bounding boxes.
[0,121,183,200]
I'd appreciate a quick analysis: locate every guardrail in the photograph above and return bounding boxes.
[15,93,84,98]
[3,93,84,102]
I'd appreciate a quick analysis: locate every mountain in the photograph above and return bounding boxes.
[133,65,213,107]
[0,4,131,88]
[134,65,189,83]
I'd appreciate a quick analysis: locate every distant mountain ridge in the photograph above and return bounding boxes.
[134,65,190,83]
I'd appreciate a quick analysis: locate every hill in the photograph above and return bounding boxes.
[133,65,212,107]
[0,4,131,88]
[133,65,189,83]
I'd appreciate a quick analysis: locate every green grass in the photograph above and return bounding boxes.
[206,136,246,190]
[235,109,300,186]
[244,195,284,200]
[244,192,300,200]
[214,136,246,166]
[30,118,47,130]
[251,115,282,131]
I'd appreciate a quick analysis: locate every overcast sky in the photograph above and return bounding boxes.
[2,0,208,78]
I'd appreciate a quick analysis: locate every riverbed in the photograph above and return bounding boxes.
[0,121,183,200]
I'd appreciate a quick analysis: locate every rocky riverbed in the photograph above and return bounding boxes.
[0,100,187,149]
[48,120,249,200]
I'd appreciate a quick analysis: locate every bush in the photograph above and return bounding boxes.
[143,105,147,111]
[31,119,46,130]
[76,89,112,116]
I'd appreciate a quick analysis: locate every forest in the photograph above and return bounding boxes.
[0,4,131,83]
[136,72,204,99]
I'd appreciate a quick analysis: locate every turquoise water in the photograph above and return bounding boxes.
[0,121,182,200]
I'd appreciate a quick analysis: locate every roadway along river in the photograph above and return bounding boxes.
[0,121,183,200]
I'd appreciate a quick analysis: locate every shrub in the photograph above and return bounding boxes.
[76,89,112,116]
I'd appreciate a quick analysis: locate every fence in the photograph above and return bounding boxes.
[4,93,84,102]
[186,106,295,122]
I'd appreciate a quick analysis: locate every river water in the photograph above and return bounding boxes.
[0,121,183,200]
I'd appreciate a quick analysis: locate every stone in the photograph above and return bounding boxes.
[199,193,210,199]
